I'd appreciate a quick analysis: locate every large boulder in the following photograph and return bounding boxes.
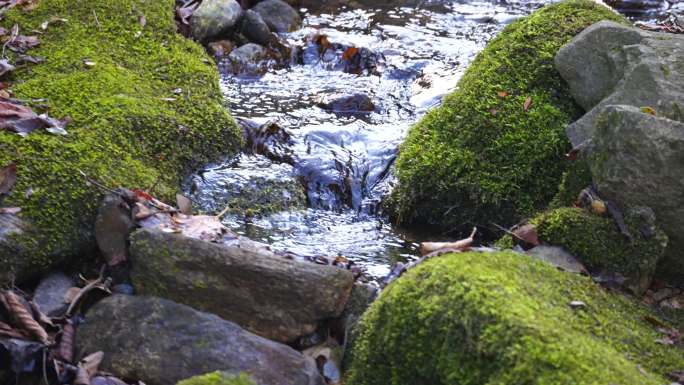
[76,295,324,385]
[346,252,684,385]
[0,0,241,283]
[129,228,354,343]
[252,0,302,33]
[390,0,625,233]
[555,22,684,278]
[190,0,244,42]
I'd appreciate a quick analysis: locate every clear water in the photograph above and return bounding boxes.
[187,0,678,279]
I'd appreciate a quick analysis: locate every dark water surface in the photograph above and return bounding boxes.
[187,0,677,279]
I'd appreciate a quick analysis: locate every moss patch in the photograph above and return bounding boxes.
[531,207,666,290]
[177,372,255,385]
[392,0,625,232]
[0,0,241,281]
[346,251,684,385]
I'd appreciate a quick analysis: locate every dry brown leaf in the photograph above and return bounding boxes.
[2,290,50,344]
[0,207,21,214]
[0,162,17,200]
[0,320,29,339]
[0,59,14,77]
[176,4,198,25]
[75,351,104,385]
[139,13,147,28]
[56,319,75,363]
[420,227,477,256]
[342,46,359,61]
[512,224,540,247]
[523,96,532,112]
[497,91,508,97]
[0,100,69,135]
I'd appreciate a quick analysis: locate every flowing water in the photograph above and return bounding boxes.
[187,0,679,279]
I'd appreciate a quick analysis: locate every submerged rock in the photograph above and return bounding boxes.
[129,228,354,343]
[252,0,302,33]
[228,43,271,75]
[190,0,244,42]
[316,93,375,114]
[390,0,625,232]
[555,21,684,279]
[32,272,73,317]
[76,295,324,385]
[346,251,684,384]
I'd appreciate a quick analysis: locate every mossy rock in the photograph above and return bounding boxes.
[391,0,626,232]
[177,372,255,385]
[346,251,684,385]
[0,0,241,282]
[529,207,667,293]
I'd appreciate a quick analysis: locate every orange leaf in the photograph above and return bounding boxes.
[342,47,359,61]
[497,91,508,97]
[523,96,532,112]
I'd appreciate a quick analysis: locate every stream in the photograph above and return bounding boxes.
[186,0,678,280]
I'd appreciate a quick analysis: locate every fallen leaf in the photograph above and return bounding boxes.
[176,4,198,25]
[0,59,15,77]
[0,100,69,136]
[342,46,359,61]
[176,194,192,215]
[83,60,96,67]
[0,163,17,199]
[512,224,539,246]
[1,290,50,345]
[0,207,20,214]
[139,13,146,28]
[75,351,104,385]
[497,91,508,97]
[523,96,532,112]
[591,199,606,216]
[56,319,75,362]
[0,320,28,339]
[420,227,477,256]
[15,54,45,65]
[569,300,586,309]
[641,106,657,116]
[489,108,497,116]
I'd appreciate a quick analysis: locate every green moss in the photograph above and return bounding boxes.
[530,207,667,290]
[548,160,592,208]
[177,372,255,385]
[392,0,626,232]
[0,0,241,281]
[346,251,684,385]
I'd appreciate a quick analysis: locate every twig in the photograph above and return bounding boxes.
[216,205,231,220]
[92,10,101,30]
[65,265,109,317]
[77,169,119,195]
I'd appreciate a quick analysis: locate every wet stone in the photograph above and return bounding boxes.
[252,0,302,33]
[32,271,73,317]
[241,9,273,46]
[190,0,244,42]
[316,93,375,114]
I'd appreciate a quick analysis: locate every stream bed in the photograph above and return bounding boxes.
[186,0,677,279]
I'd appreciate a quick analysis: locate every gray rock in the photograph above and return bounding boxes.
[32,272,73,317]
[94,192,133,267]
[0,213,30,283]
[526,245,587,274]
[252,0,302,33]
[76,295,325,385]
[130,228,354,343]
[241,10,273,46]
[555,21,684,278]
[190,0,244,42]
[340,282,377,371]
[588,105,684,276]
[555,21,684,146]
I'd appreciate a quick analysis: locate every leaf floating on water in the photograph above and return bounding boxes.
[342,46,358,61]
[641,106,657,116]
[523,96,532,112]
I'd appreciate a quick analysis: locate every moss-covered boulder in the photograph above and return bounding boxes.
[529,207,667,292]
[391,0,625,232]
[346,251,684,385]
[0,0,241,282]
